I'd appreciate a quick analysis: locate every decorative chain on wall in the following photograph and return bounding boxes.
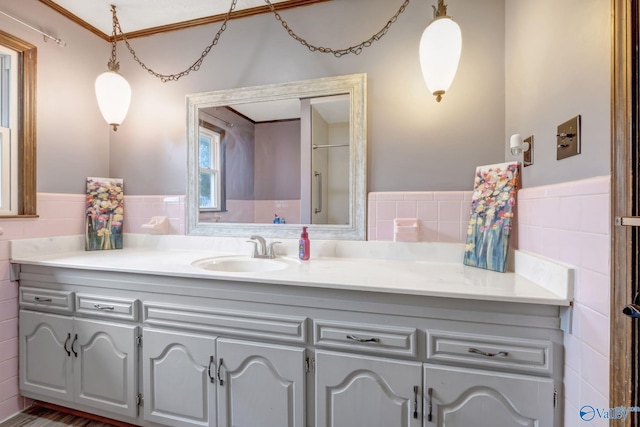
[112,0,412,82]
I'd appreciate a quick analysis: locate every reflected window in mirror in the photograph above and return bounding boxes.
[0,30,36,217]
[198,122,225,212]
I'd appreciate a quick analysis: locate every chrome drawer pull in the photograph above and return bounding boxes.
[94,304,115,311]
[34,296,53,302]
[346,334,380,343]
[468,347,509,358]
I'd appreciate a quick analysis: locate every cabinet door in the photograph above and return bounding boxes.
[19,310,73,401]
[424,364,555,427]
[73,318,138,417]
[143,328,217,427]
[315,350,422,427]
[217,338,306,427]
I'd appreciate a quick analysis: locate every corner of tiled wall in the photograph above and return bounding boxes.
[517,175,610,427]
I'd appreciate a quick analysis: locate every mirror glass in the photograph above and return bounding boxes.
[186,73,366,240]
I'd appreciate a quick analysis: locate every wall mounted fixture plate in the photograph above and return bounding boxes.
[523,135,533,167]
[557,115,581,160]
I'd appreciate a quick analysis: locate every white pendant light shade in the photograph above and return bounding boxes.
[95,70,131,131]
[419,17,462,102]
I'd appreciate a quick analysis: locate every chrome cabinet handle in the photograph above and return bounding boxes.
[71,334,78,358]
[346,334,380,343]
[217,358,224,386]
[413,386,418,419]
[468,347,509,358]
[207,356,215,384]
[94,304,115,310]
[34,296,52,302]
[63,333,71,357]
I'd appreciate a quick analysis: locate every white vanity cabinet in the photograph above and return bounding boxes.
[315,350,422,427]
[19,287,140,418]
[424,364,554,426]
[423,329,558,426]
[142,328,217,427]
[19,310,73,401]
[142,331,307,427]
[216,338,306,427]
[15,264,565,427]
[141,301,308,427]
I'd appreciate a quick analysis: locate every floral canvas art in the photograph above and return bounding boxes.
[463,162,519,272]
[85,177,124,251]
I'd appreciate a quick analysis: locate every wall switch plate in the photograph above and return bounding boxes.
[523,135,533,167]
[556,115,581,160]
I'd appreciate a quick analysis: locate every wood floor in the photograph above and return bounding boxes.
[0,405,125,427]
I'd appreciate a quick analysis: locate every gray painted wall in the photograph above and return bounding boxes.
[0,0,110,194]
[2,0,609,195]
[255,120,301,200]
[505,0,610,187]
[107,0,507,194]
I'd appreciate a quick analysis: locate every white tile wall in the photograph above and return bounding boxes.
[517,176,610,426]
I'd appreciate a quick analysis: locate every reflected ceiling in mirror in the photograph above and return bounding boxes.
[186,73,367,240]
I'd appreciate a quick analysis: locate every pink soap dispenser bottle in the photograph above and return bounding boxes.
[299,226,310,260]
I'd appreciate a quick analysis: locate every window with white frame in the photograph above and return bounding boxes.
[198,125,224,211]
[0,44,18,215]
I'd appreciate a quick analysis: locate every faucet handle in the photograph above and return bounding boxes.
[267,241,281,259]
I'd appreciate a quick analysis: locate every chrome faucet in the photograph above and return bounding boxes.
[248,235,280,259]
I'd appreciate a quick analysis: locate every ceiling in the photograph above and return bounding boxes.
[202,94,349,124]
[38,0,330,40]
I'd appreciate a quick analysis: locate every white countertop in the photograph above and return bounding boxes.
[10,234,574,306]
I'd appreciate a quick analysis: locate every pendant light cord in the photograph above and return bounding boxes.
[111,0,411,81]
[107,6,120,72]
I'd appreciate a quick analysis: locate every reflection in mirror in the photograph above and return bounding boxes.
[187,74,366,240]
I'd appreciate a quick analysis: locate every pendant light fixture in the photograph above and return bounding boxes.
[95,5,131,131]
[419,0,462,102]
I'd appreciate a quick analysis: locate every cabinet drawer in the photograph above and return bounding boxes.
[313,320,418,358]
[19,287,74,313]
[76,294,139,321]
[426,330,553,376]
[144,302,307,344]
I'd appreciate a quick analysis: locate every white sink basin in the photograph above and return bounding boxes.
[192,255,299,273]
